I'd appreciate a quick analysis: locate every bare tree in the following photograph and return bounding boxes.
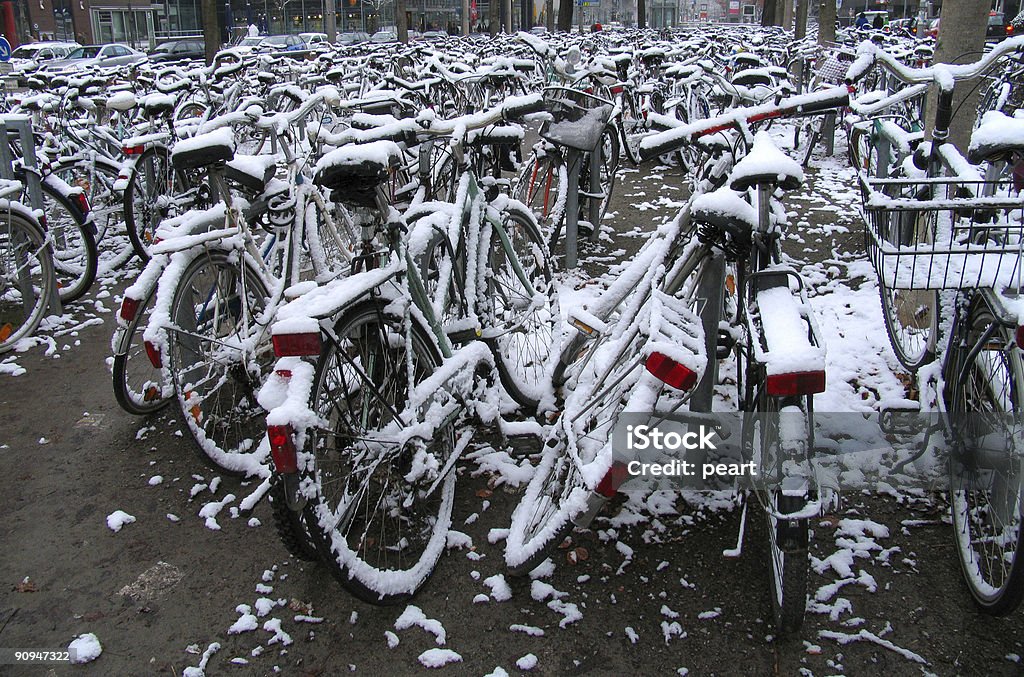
[927,0,988,152]
[817,0,835,45]
[556,0,572,31]
[202,0,219,64]
[396,0,408,41]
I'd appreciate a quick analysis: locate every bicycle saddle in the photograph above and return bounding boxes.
[690,185,758,241]
[313,140,403,208]
[141,93,176,118]
[729,132,804,192]
[968,110,1024,165]
[171,127,235,170]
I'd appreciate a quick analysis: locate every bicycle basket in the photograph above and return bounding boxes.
[863,176,1024,290]
[540,86,614,152]
[813,47,856,87]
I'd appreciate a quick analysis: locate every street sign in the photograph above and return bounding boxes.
[0,38,10,63]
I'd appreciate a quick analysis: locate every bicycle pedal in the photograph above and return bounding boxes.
[878,399,922,436]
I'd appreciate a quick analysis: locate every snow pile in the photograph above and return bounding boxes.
[106,510,136,532]
[69,633,102,664]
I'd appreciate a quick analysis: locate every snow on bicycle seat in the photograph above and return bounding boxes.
[967,111,1024,165]
[690,185,758,238]
[730,69,774,88]
[105,91,137,111]
[171,128,236,170]
[313,140,403,190]
[729,132,804,192]
[156,77,192,94]
[141,93,176,117]
[224,155,278,193]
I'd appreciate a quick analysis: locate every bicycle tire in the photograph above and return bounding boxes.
[513,147,567,241]
[877,184,938,371]
[745,393,811,635]
[0,207,54,354]
[267,480,321,562]
[505,442,583,576]
[125,145,185,263]
[37,176,98,304]
[165,248,271,476]
[946,296,1024,615]
[482,203,556,411]
[111,287,171,415]
[304,299,455,604]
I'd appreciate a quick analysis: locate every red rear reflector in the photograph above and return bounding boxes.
[275,369,292,378]
[70,191,89,215]
[1016,326,1024,349]
[144,340,162,368]
[595,461,629,498]
[123,145,145,155]
[272,332,321,357]
[268,424,298,473]
[611,85,623,95]
[766,371,825,397]
[645,352,698,391]
[120,296,141,322]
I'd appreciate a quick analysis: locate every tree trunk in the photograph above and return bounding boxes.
[794,0,808,39]
[637,0,645,29]
[761,0,776,27]
[927,0,988,152]
[817,0,835,45]
[202,0,219,64]
[490,0,501,34]
[396,0,408,42]
[556,0,572,31]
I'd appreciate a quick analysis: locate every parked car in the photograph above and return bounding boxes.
[337,31,370,45]
[234,35,266,52]
[42,44,145,73]
[1,41,79,80]
[421,30,446,41]
[259,34,306,52]
[147,39,204,62]
[370,29,398,43]
[529,25,548,35]
[925,17,940,39]
[299,32,328,48]
[986,11,1011,40]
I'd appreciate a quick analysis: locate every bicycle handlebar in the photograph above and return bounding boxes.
[640,85,850,160]
[844,35,1024,87]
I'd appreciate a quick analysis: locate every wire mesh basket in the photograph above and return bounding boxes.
[863,176,1024,290]
[812,46,857,87]
[540,86,614,152]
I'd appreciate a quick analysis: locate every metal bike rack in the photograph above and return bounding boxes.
[0,114,63,316]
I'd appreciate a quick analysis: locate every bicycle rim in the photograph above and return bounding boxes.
[112,288,171,415]
[947,300,1024,614]
[0,210,53,354]
[167,249,270,476]
[483,206,556,410]
[306,301,455,604]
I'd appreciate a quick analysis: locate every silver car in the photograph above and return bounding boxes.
[42,44,146,73]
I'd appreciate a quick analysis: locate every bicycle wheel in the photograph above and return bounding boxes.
[267,481,321,562]
[165,248,271,476]
[36,176,98,304]
[513,147,567,241]
[505,438,585,576]
[745,392,811,635]
[482,203,556,410]
[507,325,650,575]
[52,157,124,248]
[112,287,171,415]
[577,126,619,238]
[304,300,455,604]
[946,297,1024,615]
[0,208,54,354]
[878,185,939,371]
[124,145,186,263]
